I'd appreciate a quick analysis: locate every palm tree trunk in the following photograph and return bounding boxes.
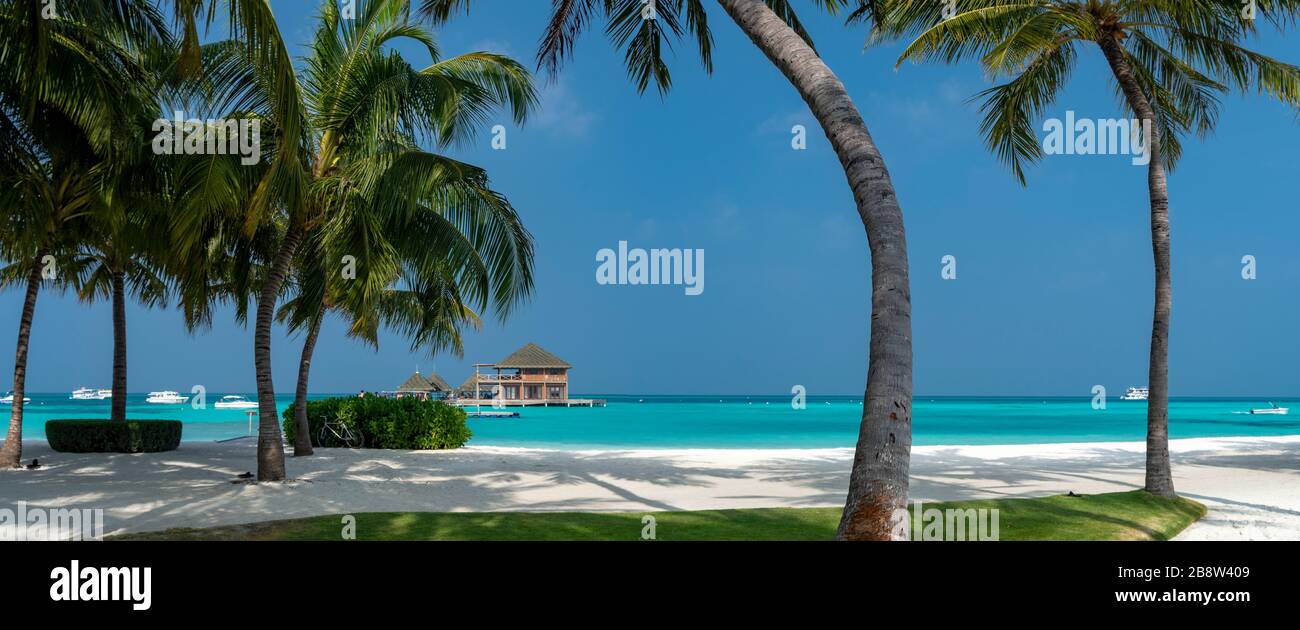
[716,0,914,540]
[1098,34,1175,497]
[110,269,127,422]
[292,301,324,456]
[0,250,46,468]
[254,224,306,480]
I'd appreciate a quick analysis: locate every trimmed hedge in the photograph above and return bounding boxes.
[283,396,471,450]
[46,420,182,453]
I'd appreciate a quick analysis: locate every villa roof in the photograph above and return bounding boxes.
[425,372,452,391]
[458,374,481,392]
[495,343,571,369]
[397,371,451,392]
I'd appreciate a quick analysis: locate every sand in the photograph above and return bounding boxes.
[1,435,1296,539]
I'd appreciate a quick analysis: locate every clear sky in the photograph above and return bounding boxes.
[3,1,1299,397]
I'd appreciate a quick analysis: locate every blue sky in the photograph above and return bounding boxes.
[3,1,1299,396]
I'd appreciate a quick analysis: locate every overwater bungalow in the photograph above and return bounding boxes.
[459,343,603,407]
[393,370,453,401]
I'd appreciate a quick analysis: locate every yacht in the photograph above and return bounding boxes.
[70,387,113,400]
[1249,403,1289,415]
[213,395,258,409]
[71,387,97,400]
[146,391,188,405]
[0,392,31,404]
[1119,386,1149,401]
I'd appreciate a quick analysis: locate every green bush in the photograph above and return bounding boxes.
[45,420,182,453]
[283,397,349,446]
[283,396,471,450]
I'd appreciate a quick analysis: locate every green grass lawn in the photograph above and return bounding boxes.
[111,490,1204,541]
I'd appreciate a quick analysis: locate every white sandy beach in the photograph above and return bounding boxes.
[2,435,1297,539]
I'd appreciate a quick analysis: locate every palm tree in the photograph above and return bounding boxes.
[419,0,916,540]
[277,233,330,457]
[883,1,1300,496]
[0,148,86,467]
[0,0,169,466]
[278,228,487,457]
[184,0,536,480]
[70,206,170,422]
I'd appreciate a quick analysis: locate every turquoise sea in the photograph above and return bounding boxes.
[9,393,1300,448]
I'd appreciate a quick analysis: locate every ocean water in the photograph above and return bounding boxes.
[9,393,1300,448]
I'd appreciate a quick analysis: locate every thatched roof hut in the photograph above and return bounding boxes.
[495,343,572,369]
[395,370,451,398]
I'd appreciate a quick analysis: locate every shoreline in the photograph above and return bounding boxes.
[335,432,1300,453]
[2,435,1297,540]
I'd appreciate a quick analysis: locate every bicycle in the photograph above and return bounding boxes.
[317,415,365,449]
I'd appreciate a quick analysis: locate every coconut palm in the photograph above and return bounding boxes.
[66,33,187,424]
[419,0,915,540]
[183,0,536,479]
[0,137,88,468]
[278,227,485,457]
[277,233,331,457]
[69,206,170,422]
[0,0,169,466]
[882,1,1300,495]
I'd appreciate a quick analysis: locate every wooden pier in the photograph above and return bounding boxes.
[453,398,606,408]
[466,410,521,418]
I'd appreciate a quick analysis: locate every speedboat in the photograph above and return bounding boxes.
[71,387,112,400]
[213,395,258,409]
[0,392,31,404]
[1119,386,1149,401]
[1249,403,1289,415]
[146,390,188,404]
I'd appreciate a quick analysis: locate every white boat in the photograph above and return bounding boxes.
[1119,386,1149,401]
[213,395,258,409]
[0,392,31,404]
[70,387,112,400]
[1249,403,1289,415]
[146,390,188,404]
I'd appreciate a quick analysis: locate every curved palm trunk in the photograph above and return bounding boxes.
[110,269,128,422]
[0,251,47,468]
[717,0,914,540]
[292,301,324,456]
[254,225,306,480]
[1098,34,1175,497]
